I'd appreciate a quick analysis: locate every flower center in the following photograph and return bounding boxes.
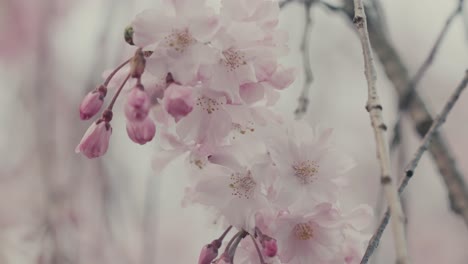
[221,48,247,72]
[293,222,314,240]
[229,171,256,199]
[292,160,319,185]
[165,29,195,53]
[196,96,222,114]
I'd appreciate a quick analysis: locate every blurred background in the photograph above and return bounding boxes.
[0,0,467,263]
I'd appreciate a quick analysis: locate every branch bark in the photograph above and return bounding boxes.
[341,0,468,223]
[352,1,409,263]
[361,71,468,263]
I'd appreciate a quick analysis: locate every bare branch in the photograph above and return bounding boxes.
[400,0,465,109]
[339,0,468,225]
[279,0,295,9]
[352,1,409,263]
[361,71,468,264]
[294,1,314,119]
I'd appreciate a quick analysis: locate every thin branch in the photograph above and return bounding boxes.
[279,0,295,9]
[340,0,468,225]
[400,0,465,109]
[352,1,409,264]
[361,71,468,264]
[294,1,314,119]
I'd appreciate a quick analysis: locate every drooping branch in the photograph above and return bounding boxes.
[294,0,314,119]
[339,0,468,223]
[361,71,468,264]
[400,0,465,109]
[352,1,409,263]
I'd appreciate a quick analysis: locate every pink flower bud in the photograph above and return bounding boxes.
[261,238,277,257]
[125,85,150,122]
[198,244,218,264]
[163,84,194,122]
[126,117,156,145]
[75,121,112,158]
[79,89,105,120]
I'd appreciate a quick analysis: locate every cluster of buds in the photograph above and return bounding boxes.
[76,49,156,158]
[198,226,278,264]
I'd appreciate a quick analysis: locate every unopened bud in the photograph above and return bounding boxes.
[261,238,277,257]
[125,84,150,122]
[163,83,194,122]
[79,86,106,120]
[130,48,146,78]
[75,120,112,159]
[198,244,218,264]
[126,117,156,145]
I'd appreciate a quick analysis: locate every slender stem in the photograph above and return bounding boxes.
[352,1,409,264]
[360,71,468,264]
[250,234,266,264]
[223,231,242,257]
[227,230,247,262]
[107,73,131,110]
[294,1,314,119]
[103,58,131,86]
[218,226,233,241]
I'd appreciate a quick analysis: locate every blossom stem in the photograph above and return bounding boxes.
[249,234,266,264]
[103,58,131,86]
[107,73,131,111]
[227,230,247,262]
[218,225,233,241]
[223,231,242,257]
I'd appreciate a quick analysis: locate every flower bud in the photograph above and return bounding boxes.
[198,244,218,264]
[75,120,112,158]
[163,84,194,122]
[79,87,106,120]
[261,238,277,257]
[125,85,150,122]
[126,117,156,145]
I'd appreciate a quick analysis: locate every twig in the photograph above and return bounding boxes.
[352,1,409,264]
[400,0,465,109]
[250,234,266,264]
[340,0,468,226]
[294,0,314,119]
[279,0,295,9]
[361,71,468,263]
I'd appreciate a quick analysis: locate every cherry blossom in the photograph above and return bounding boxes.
[74,0,373,262]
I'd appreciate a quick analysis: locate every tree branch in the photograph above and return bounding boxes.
[361,71,468,264]
[352,1,409,263]
[294,0,314,119]
[399,0,465,109]
[339,0,468,224]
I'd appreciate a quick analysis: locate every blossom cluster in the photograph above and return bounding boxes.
[75,0,372,263]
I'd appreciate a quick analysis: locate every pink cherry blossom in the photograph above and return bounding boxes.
[190,162,269,232]
[264,121,354,206]
[126,117,156,145]
[274,203,344,264]
[131,0,220,84]
[75,121,112,159]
